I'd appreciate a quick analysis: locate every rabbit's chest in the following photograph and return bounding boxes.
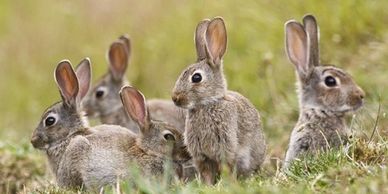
[185,105,238,159]
[292,122,348,152]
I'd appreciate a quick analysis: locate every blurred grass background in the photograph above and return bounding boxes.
[0,0,388,192]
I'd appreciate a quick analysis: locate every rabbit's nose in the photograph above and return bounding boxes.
[30,135,40,146]
[172,92,187,107]
[172,95,178,103]
[355,87,365,100]
[172,94,181,104]
[31,133,45,148]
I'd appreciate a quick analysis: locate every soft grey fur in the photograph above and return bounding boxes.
[31,59,190,190]
[82,35,186,133]
[283,15,365,168]
[172,17,266,185]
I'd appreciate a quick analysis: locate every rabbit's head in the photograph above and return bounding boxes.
[31,59,92,150]
[120,86,191,162]
[285,15,365,114]
[83,35,130,118]
[172,17,228,109]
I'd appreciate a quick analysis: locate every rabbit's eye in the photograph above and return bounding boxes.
[95,87,108,99]
[164,133,175,141]
[96,90,104,98]
[324,76,337,87]
[191,73,202,83]
[162,130,176,141]
[45,116,56,127]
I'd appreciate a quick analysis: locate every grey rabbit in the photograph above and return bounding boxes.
[283,14,365,168]
[82,35,186,133]
[172,17,266,185]
[30,59,190,190]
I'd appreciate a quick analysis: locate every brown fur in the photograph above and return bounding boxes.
[172,17,266,184]
[284,14,365,167]
[31,59,190,190]
[82,35,186,133]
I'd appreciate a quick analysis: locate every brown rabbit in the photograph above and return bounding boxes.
[283,15,365,168]
[82,35,186,133]
[119,86,192,179]
[172,17,266,185]
[31,59,190,190]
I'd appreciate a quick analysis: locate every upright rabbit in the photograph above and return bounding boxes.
[82,35,185,133]
[283,15,365,167]
[172,17,266,185]
[30,59,190,190]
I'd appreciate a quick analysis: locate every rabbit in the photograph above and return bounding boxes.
[82,35,186,134]
[283,14,365,168]
[30,59,191,190]
[171,17,266,185]
[119,86,192,180]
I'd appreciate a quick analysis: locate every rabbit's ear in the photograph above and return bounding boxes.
[120,86,150,132]
[108,41,128,81]
[303,14,319,66]
[285,21,311,78]
[119,34,131,56]
[205,17,227,68]
[195,19,210,61]
[55,60,79,107]
[75,58,91,100]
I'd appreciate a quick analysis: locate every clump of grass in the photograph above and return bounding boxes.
[351,138,387,165]
[281,138,388,192]
[0,141,46,193]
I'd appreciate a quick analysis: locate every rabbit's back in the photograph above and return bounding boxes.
[226,91,266,173]
[81,125,137,188]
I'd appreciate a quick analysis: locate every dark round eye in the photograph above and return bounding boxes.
[324,76,337,87]
[95,90,104,99]
[164,133,175,141]
[45,116,56,127]
[191,73,202,83]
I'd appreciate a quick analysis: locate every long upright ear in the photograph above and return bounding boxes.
[108,41,128,81]
[195,19,210,61]
[303,14,319,66]
[55,60,79,107]
[285,21,311,78]
[75,58,91,100]
[120,86,150,132]
[119,34,131,56]
[205,17,227,68]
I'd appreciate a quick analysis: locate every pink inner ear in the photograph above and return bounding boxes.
[286,23,309,72]
[121,88,147,128]
[109,42,128,79]
[56,62,79,102]
[75,59,91,100]
[206,19,227,61]
[290,32,308,66]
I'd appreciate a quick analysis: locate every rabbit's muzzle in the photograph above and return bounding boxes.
[348,87,365,110]
[172,145,192,163]
[31,132,48,150]
[172,93,188,107]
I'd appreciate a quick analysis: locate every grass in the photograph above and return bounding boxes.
[0,0,388,193]
[5,138,387,193]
